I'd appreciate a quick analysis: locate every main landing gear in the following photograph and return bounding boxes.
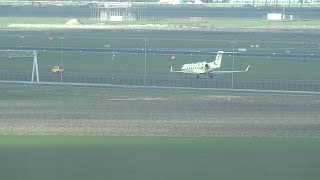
[194,74,213,79]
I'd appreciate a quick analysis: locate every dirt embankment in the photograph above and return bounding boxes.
[1,98,319,137]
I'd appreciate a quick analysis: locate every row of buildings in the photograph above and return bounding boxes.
[0,0,320,7]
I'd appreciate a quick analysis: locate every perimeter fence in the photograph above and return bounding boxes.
[1,71,320,92]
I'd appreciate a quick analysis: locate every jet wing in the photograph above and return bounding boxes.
[170,66,183,72]
[210,65,250,74]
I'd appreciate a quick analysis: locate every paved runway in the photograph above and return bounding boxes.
[2,46,319,59]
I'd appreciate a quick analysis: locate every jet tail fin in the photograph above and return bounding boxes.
[212,51,224,68]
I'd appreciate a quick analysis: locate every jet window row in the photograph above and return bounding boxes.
[186,66,203,69]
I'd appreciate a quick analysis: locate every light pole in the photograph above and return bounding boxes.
[20,35,25,48]
[231,41,236,89]
[144,38,148,86]
[282,5,285,20]
[59,37,64,83]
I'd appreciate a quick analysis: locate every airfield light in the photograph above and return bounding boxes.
[144,38,148,86]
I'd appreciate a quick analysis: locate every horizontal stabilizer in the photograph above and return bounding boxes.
[245,65,250,72]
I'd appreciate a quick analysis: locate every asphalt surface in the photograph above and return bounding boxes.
[1,46,319,59]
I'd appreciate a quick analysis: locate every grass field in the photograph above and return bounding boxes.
[1,136,320,180]
[1,9,320,180]
[1,82,320,180]
[1,30,320,81]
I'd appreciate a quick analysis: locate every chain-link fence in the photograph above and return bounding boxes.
[1,71,320,92]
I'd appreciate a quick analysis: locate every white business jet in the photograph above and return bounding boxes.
[170,51,250,78]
